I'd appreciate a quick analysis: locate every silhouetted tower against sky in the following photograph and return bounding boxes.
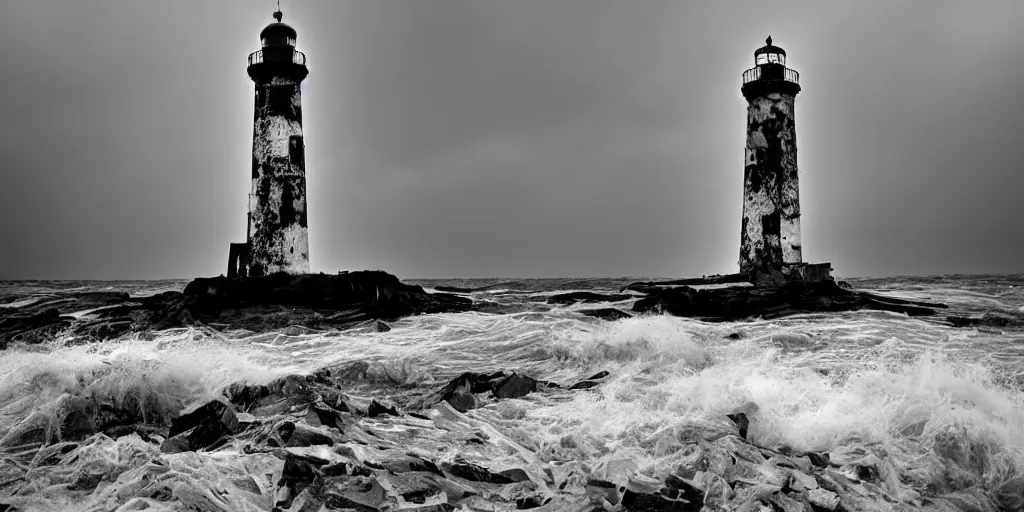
[738,36,803,278]
[242,8,310,277]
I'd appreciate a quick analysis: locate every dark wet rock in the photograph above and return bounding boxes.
[445,458,526,484]
[275,452,321,509]
[0,308,71,348]
[837,280,853,289]
[515,495,549,509]
[0,271,477,348]
[632,280,946,321]
[579,308,633,320]
[546,291,634,305]
[415,370,555,412]
[281,422,336,447]
[492,373,540,399]
[83,319,133,340]
[367,400,399,418]
[664,474,705,505]
[801,451,831,469]
[568,370,611,390]
[727,412,750,440]
[162,398,242,453]
[948,311,1024,329]
[621,488,701,511]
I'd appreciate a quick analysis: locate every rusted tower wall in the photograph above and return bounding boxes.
[739,91,801,274]
[247,75,310,276]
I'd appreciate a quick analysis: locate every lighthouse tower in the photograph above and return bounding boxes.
[234,8,310,277]
[738,36,824,283]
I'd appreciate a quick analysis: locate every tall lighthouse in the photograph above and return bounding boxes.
[738,36,826,283]
[233,8,311,277]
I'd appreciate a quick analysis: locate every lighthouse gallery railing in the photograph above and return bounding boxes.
[742,66,799,85]
[248,49,306,67]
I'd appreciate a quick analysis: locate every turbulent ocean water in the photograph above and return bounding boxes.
[1,275,1023,511]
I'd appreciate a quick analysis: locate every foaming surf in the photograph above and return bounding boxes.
[0,277,1022,510]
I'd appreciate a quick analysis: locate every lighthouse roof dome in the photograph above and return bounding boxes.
[260,21,297,41]
[754,35,786,57]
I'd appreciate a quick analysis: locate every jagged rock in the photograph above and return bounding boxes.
[568,370,611,390]
[515,495,550,509]
[947,311,1024,329]
[367,400,399,417]
[579,308,633,320]
[161,398,242,453]
[727,412,750,440]
[444,458,529,484]
[546,292,634,305]
[568,381,599,390]
[632,280,946,321]
[416,371,556,412]
[0,271,477,348]
[492,373,540,399]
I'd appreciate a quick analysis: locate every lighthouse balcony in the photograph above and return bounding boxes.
[248,49,306,67]
[742,65,799,85]
[247,48,308,82]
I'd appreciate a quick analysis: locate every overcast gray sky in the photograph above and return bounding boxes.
[0,0,1021,280]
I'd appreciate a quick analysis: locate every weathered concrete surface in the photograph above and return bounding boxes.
[248,77,310,277]
[740,90,802,275]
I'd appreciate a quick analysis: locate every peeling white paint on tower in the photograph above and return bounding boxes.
[242,10,310,277]
[739,36,803,276]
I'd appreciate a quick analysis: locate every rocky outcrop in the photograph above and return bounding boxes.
[0,271,475,348]
[631,279,947,321]
[947,311,1024,330]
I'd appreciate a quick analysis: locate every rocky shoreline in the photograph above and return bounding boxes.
[1,274,1023,510]
[2,361,1017,511]
[0,271,474,349]
[5,271,1020,353]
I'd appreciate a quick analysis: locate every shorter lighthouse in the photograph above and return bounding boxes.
[229,8,311,278]
[738,36,830,283]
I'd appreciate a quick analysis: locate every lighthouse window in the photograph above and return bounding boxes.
[289,136,304,167]
[756,53,786,66]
